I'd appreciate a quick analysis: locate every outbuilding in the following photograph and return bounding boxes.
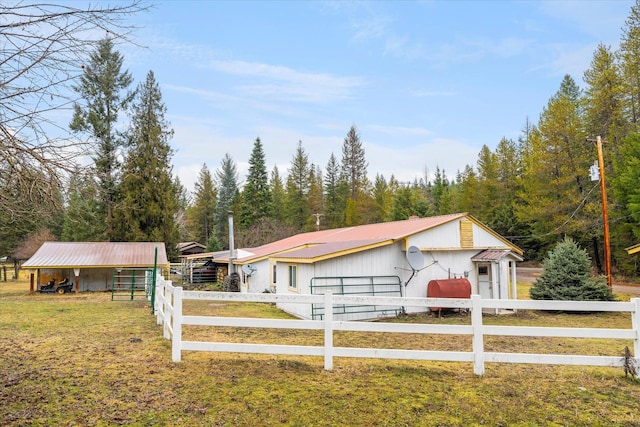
[216,213,523,320]
[22,242,169,293]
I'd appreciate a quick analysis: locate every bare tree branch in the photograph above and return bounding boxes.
[0,1,148,252]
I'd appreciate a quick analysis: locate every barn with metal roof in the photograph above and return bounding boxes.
[22,242,169,293]
[211,213,523,320]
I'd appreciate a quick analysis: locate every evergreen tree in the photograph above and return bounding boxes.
[239,138,272,227]
[284,141,311,230]
[584,43,626,155]
[456,165,482,216]
[492,137,524,237]
[187,164,217,245]
[516,75,595,252]
[70,37,134,241]
[619,0,640,131]
[341,125,369,225]
[113,70,179,257]
[61,173,103,241]
[214,153,239,249]
[308,164,324,230]
[431,166,452,215]
[371,174,393,222]
[270,166,286,222]
[530,237,614,301]
[324,153,347,228]
[476,145,500,224]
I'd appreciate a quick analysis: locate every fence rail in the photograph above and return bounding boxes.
[154,278,640,377]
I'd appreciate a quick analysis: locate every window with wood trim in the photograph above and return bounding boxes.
[460,220,474,248]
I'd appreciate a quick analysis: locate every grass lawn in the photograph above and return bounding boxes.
[1,279,639,426]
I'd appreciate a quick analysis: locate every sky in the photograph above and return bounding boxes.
[111,0,635,193]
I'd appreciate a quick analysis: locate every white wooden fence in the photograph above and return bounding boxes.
[154,278,640,377]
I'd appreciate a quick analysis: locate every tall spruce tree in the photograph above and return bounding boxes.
[341,125,368,225]
[70,37,134,241]
[324,153,347,228]
[187,164,217,246]
[113,70,179,256]
[213,153,239,249]
[239,138,272,227]
[270,166,286,222]
[284,141,311,230]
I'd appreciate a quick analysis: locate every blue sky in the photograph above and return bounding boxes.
[114,0,634,193]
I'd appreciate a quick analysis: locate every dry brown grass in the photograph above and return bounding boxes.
[1,279,639,426]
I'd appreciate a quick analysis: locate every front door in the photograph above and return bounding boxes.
[477,263,492,299]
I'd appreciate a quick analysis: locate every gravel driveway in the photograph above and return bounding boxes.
[517,267,640,296]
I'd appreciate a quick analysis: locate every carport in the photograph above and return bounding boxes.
[21,242,169,293]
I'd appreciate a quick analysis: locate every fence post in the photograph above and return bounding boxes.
[324,291,334,370]
[632,298,640,379]
[155,278,164,325]
[471,294,485,376]
[163,285,171,340]
[172,286,183,362]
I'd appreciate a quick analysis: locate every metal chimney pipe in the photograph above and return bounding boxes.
[228,211,235,274]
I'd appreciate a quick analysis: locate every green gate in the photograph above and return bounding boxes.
[111,268,153,301]
[309,275,403,320]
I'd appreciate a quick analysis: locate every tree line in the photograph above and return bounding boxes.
[3,2,640,276]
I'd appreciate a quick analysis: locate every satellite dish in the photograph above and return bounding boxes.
[406,246,425,271]
[241,264,257,276]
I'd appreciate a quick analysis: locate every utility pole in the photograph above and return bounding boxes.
[312,213,324,231]
[588,136,612,288]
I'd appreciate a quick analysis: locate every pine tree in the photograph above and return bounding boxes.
[70,37,134,241]
[113,70,179,257]
[307,164,324,230]
[530,237,614,301]
[214,153,239,249]
[584,43,626,155]
[270,166,286,222]
[187,164,217,245]
[371,174,393,222]
[341,125,369,225]
[61,174,103,241]
[516,75,594,251]
[619,0,640,131]
[284,141,311,230]
[324,153,347,228]
[239,138,272,227]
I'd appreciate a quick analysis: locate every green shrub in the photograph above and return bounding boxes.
[530,237,615,301]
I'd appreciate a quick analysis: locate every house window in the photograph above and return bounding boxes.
[288,265,297,290]
[478,266,488,275]
[272,264,277,284]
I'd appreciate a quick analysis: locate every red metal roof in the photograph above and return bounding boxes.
[226,213,472,264]
[471,249,523,262]
[21,242,169,268]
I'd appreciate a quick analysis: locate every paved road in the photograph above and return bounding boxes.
[517,267,640,296]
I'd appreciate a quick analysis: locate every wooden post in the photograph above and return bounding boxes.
[596,136,612,288]
[29,272,34,293]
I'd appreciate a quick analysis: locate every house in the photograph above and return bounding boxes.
[213,213,523,320]
[626,244,640,255]
[21,242,169,293]
[177,241,206,257]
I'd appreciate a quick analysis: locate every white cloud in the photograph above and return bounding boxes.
[207,60,365,102]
